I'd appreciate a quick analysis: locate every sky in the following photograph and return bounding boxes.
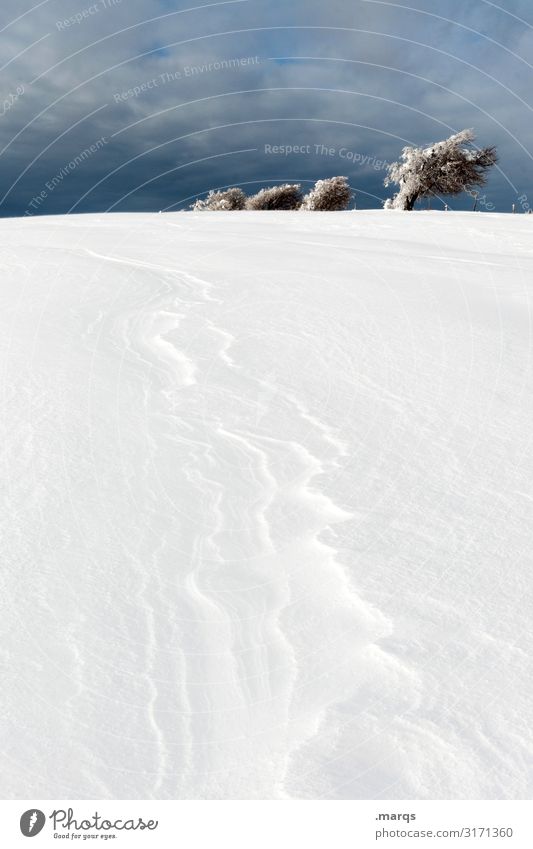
[1,0,533,215]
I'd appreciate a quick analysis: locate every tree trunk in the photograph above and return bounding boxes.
[403,193,418,211]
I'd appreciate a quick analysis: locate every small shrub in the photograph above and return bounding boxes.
[246,184,303,210]
[301,176,352,211]
[191,187,247,210]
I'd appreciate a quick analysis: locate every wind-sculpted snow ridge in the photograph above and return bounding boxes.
[1,211,532,800]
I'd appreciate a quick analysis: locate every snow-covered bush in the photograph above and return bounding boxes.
[301,176,352,210]
[246,184,303,210]
[191,187,247,210]
[384,129,497,211]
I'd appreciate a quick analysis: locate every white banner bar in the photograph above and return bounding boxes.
[2,800,532,848]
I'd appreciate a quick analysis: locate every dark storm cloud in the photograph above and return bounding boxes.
[0,0,532,215]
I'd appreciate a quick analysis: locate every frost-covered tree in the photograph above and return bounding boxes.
[191,187,247,210]
[301,176,352,210]
[246,184,303,210]
[384,129,497,211]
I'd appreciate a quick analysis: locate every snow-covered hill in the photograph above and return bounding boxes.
[1,210,532,800]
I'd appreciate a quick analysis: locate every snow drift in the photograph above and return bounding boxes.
[1,210,532,800]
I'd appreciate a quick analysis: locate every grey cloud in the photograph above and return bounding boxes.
[0,0,532,215]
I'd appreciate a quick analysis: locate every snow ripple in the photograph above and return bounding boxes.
[4,212,531,800]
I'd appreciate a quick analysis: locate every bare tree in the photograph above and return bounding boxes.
[384,129,498,211]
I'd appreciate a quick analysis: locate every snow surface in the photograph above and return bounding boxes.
[1,210,532,800]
